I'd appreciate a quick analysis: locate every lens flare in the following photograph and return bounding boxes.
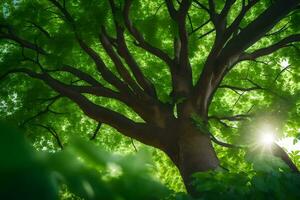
[260,133,274,145]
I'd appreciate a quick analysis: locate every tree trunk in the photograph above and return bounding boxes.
[164,120,220,195]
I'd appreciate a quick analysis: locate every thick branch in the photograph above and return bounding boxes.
[108,0,157,97]
[165,0,193,100]
[123,0,173,67]
[219,0,299,63]
[76,37,130,93]
[67,85,124,100]
[116,31,157,97]
[1,68,161,148]
[48,0,131,94]
[239,34,300,61]
[220,0,237,20]
[47,65,128,101]
[192,0,298,117]
[177,0,193,84]
[58,65,103,87]
[0,24,47,55]
[48,0,74,25]
[208,0,216,16]
[272,143,299,173]
[224,0,260,40]
[43,74,161,147]
[99,29,143,95]
[49,0,171,127]
[165,0,177,20]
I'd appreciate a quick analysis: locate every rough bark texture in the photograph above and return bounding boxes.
[148,118,220,193]
[177,126,219,193]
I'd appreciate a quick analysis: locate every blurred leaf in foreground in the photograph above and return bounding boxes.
[0,122,170,200]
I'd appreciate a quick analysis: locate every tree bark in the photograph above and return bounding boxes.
[163,119,220,194]
[179,134,219,194]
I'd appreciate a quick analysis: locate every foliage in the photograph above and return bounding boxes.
[191,140,300,199]
[0,122,171,200]
[2,122,300,200]
[0,0,300,199]
[192,170,300,200]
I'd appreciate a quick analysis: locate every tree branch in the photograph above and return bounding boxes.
[209,114,252,121]
[273,65,291,83]
[123,0,173,67]
[1,68,162,148]
[220,0,237,20]
[76,38,131,93]
[48,0,131,94]
[192,0,298,117]
[27,21,51,39]
[99,28,143,95]
[116,31,157,97]
[210,132,242,148]
[48,0,74,26]
[177,0,193,85]
[90,122,102,140]
[265,21,290,37]
[189,19,211,35]
[20,95,63,127]
[47,65,129,101]
[198,29,215,40]
[165,0,194,100]
[272,143,299,173]
[239,34,300,61]
[165,0,177,20]
[208,0,216,17]
[55,65,103,87]
[67,85,125,100]
[192,0,210,14]
[224,0,260,40]
[108,0,157,98]
[0,24,47,55]
[33,123,64,150]
[219,84,261,92]
[219,0,299,64]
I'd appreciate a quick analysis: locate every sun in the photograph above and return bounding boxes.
[258,124,276,145]
[260,133,275,145]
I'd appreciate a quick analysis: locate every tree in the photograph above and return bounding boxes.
[0,0,300,196]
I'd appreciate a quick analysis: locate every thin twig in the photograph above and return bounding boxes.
[33,123,64,150]
[131,138,138,152]
[90,122,102,140]
[209,132,242,148]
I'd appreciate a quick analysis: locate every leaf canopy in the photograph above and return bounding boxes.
[0,0,300,198]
